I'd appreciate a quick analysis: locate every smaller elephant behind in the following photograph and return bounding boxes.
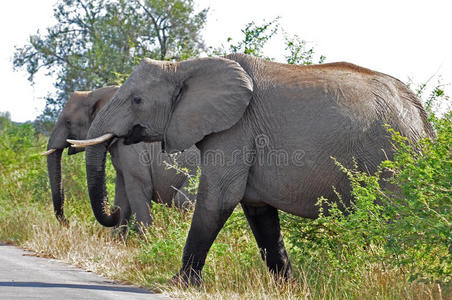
[43,86,198,233]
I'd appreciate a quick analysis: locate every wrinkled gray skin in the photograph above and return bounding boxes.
[83,54,435,284]
[46,86,197,233]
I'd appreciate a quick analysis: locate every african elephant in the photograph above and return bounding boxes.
[43,86,198,233]
[70,54,434,284]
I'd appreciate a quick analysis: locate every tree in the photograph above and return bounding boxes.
[13,0,207,124]
[136,0,207,60]
[213,18,325,65]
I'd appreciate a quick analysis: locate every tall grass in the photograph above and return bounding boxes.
[0,113,450,299]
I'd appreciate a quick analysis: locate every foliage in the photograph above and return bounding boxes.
[0,119,48,203]
[284,34,326,65]
[382,121,451,281]
[137,0,208,61]
[412,78,451,117]
[224,18,280,59]
[13,0,207,122]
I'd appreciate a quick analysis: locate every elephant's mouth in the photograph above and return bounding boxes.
[67,145,84,155]
[66,135,84,155]
[123,124,157,145]
[43,136,80,156]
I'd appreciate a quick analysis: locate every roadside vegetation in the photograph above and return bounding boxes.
[2,1,451,298]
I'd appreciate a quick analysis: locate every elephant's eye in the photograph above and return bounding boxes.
[133,97,142,105]
[65,119,71,128]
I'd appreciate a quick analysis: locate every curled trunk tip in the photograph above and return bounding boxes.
[104,207,121,227]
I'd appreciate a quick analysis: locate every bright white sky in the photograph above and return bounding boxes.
[0,0,451,122]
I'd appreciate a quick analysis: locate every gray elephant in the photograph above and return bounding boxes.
[70,54,434,284]
[43,86,198,233]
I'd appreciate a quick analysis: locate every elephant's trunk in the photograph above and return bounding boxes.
[46,148,69,226]
[85,142,120,227]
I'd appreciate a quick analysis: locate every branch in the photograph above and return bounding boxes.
[135,0,165,59]
[161,29,167,59]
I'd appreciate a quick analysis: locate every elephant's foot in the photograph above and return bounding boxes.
[269,263,293,283]
[169,269,203,287]
[56,215,70,228]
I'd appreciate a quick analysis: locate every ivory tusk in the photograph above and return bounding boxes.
[41,149,57,156]
[71,144,85,148]
[66,133,114,147]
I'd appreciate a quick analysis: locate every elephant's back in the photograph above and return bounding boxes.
[244,54,433,140]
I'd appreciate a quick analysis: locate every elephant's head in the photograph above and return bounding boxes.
[43,86,119,225]
[72,57,253,227]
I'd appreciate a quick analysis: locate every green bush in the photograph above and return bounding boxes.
[0,119,48,202]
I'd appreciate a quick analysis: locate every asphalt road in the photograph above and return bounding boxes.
[0,243,169,299]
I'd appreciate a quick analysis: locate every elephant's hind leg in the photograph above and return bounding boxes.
[241,203,292,279]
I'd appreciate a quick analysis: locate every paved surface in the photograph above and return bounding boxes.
[0,243,169,299]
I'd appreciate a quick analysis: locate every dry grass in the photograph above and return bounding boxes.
[24,220,135,279]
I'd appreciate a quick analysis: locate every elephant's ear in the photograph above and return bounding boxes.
[164,57,253,153]
[88,86,119,121]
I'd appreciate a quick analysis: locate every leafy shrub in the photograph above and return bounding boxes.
[0,119,48,203]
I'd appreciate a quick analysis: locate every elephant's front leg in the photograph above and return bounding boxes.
[173,166,250,286]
